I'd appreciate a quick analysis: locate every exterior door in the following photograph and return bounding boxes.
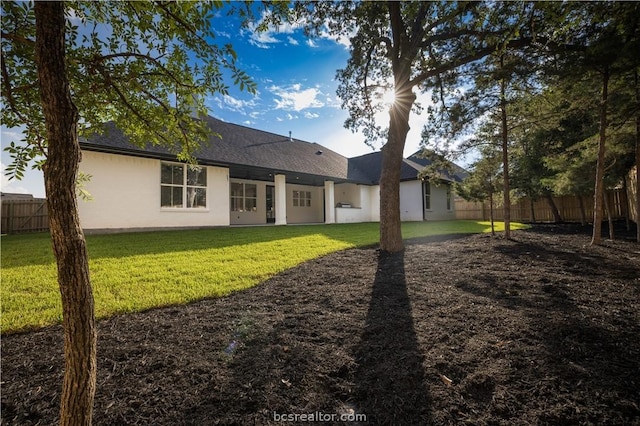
[266,185,275,223]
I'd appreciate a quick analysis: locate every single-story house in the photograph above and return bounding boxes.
[77,115,465,231]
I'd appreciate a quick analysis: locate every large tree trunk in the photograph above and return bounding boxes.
[35,2,97,425]
[380,85,415,252]
[500,61,511,240]
[592,66,609,246]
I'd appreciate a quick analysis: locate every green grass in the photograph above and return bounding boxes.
[1,220,527,333]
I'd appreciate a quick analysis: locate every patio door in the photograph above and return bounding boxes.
[266,185,275,223]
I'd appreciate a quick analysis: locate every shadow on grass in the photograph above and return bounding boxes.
[2,221,492,267]
[353,250,432,425]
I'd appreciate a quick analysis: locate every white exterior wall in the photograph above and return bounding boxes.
[78,151,230,230]
[286,184,324,224]
[426,183,456,220]
[334,183,361,207]
[400,180,424,221]
[333,183,377,223]
[368,185,380,222]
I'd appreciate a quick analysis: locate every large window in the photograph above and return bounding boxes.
[293,190,311,207]
[230,182,257,212]
[161,163,207,208]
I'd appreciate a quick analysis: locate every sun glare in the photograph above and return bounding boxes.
[382,89,397,107]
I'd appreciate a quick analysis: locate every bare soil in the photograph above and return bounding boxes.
[2,223,640,425]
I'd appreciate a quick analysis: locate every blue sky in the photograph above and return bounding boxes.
[1,7,431,198]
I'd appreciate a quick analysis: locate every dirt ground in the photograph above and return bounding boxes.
[2,223,640,425]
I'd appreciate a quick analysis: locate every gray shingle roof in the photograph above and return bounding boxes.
[348,150,467,184]
[79,116,465,186]
[80,115,372,185]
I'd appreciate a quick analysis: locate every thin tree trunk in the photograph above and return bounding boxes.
[544,193,562,223]
[622,179,630,231]
[635,69,640,243]
[603,189,614,240]
[529,198,536,224]
[592,66,609,246]
[489,189,495,235]
[500,56,511,239]
[35,2,97,425]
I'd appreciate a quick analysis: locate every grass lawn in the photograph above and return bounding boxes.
[1,220,527,333]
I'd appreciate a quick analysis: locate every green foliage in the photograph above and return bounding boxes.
[1,220,528,333]
[1,1,257,178]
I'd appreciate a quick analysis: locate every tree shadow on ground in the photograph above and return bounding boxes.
[353,250,432,425]
[455,236,640,423]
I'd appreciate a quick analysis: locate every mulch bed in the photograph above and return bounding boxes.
[2,223,640,425]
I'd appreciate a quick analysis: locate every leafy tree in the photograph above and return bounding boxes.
[455,126,503,234]
[1,2,256,424]
[550,1,640,244]
[296,1,542,251]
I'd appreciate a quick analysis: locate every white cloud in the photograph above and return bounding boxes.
[246,10,304,49]
[1,161,31,195]
[268,84,325,111]
[213,94,259,115]
[287,36,299,46]
[319,26,352,49]
[306,39,318,48]
[303,112,320,119]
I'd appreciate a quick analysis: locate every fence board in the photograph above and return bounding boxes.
[1,199,49,234]
[454,189,629,223]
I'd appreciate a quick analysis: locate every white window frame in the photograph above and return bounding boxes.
[160,162,207,209]
[230,181,258,212]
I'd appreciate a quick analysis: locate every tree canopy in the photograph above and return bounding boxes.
[2,1,256,177]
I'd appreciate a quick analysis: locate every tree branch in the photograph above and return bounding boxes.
[84,52,197,89]
[1,30,35,46]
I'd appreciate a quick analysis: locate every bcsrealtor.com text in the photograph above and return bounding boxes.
[273,411,367,422]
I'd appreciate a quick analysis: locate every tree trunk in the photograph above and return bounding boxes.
[529,198,536,224]
[500,56,511,239]
[622,179,630,231]
[592,66,609,246]
[489,189,495,235]
[635,70,640,243]
[603,189,614,240]
[35,3,97,425]
[544,193,562,223]
[500,82,511,239]
[379,84,415,253]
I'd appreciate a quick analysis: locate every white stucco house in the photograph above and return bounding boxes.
[77,115,466,231]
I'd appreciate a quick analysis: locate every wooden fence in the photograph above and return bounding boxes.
[1,199,49,234]
[455,189,628,223]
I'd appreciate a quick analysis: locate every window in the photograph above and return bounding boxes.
[292,190,311,207]
[423,181,431,210]
[446,184,452,210]
[161,163,207,208]
[230,182,257,212]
